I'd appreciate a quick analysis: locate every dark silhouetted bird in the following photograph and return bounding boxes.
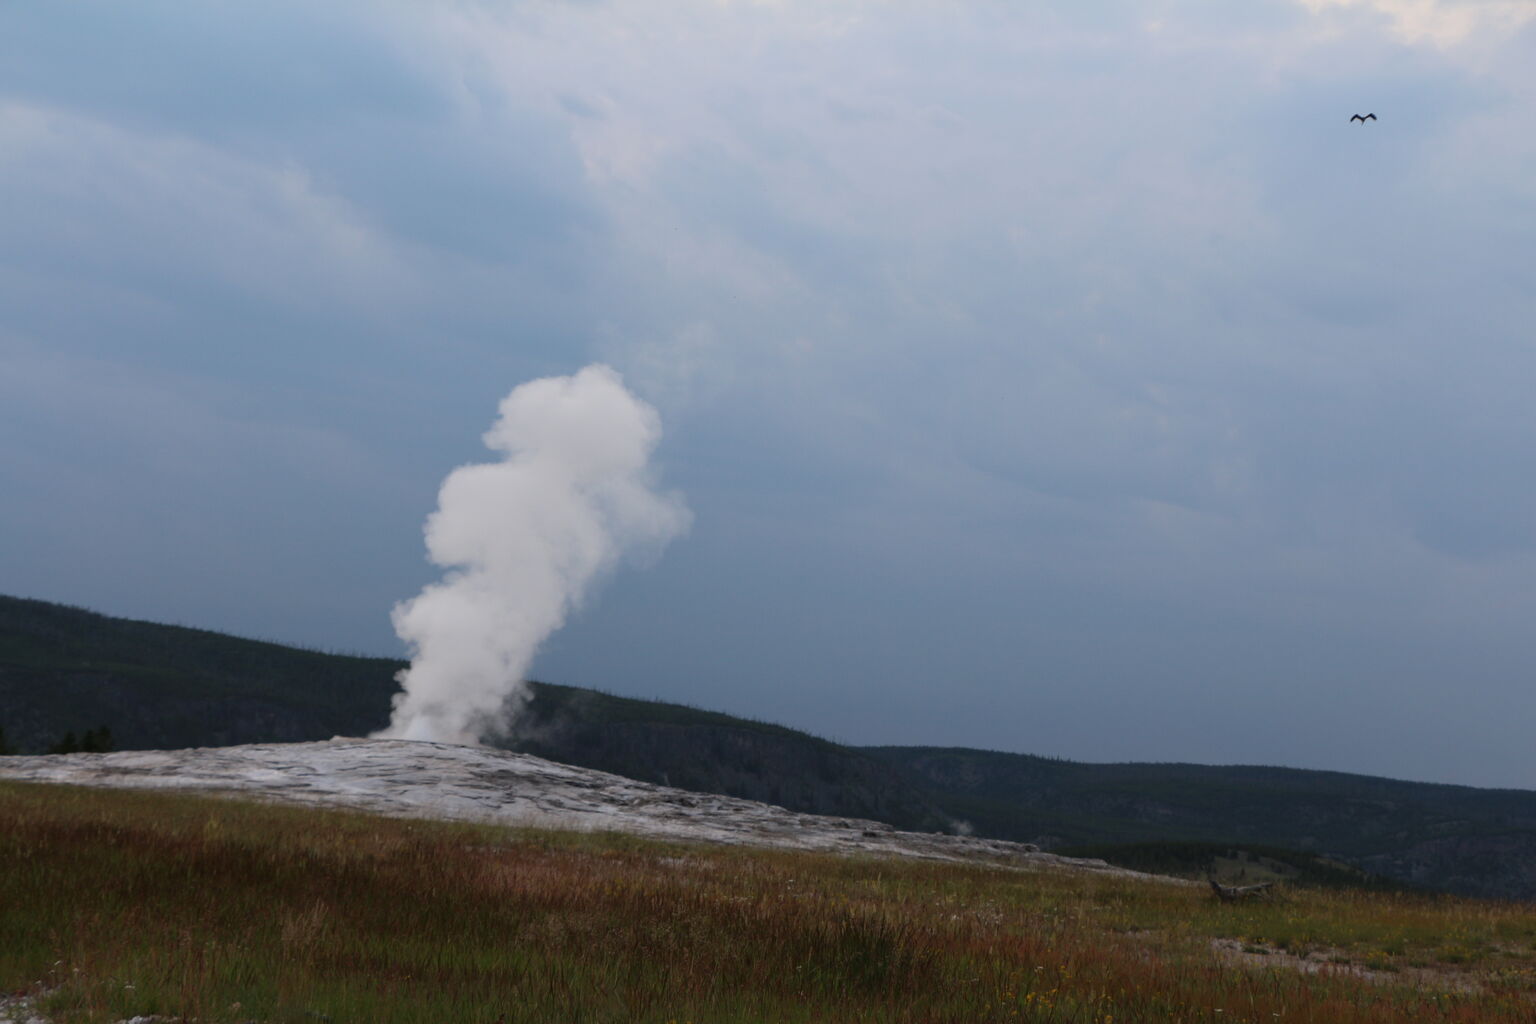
[1350,113,1377,123]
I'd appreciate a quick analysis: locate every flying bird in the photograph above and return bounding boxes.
[1350,113,1377,123]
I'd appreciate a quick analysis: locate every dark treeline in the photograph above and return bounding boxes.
[0,724,113,755]
[48,726,114,754]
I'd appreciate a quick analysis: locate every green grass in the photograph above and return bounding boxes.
[1056,842,1417,894]
[5,782,1536,1022]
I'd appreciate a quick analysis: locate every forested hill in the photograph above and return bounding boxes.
[507,682,951,831]
[861,746,1536,899]
[0,594,950,833]
[0,594,402,750]
[5,593,1536,898]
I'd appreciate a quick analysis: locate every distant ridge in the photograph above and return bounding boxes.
[861,746,1536,899]
[3,593,1536,899]
[0,594,402,749]
[0,594,949,833]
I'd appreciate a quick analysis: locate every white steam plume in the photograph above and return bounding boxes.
[375,364,691,745]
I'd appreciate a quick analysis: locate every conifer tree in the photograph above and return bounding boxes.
[80,726,114,753]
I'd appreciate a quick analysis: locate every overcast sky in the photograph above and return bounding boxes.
[4,0,1535,787]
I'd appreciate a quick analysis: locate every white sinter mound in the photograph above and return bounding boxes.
[0,739,1132,872]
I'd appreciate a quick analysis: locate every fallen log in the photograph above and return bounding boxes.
[1209,878,1274,902]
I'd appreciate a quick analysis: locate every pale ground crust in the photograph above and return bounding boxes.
[0,739,1189,1024]
[1208,937,1511,996]
[0,738,1177,876]
[0,994,46,1024]
[0,994,161,1024]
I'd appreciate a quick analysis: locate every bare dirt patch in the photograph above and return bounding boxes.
[1210,937,1484,994]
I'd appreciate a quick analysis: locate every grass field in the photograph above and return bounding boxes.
[4,781,1535,1023]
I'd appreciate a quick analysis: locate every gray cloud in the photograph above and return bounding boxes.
[3,0,1534,786]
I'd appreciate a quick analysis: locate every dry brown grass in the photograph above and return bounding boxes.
[3,780,1535,1023]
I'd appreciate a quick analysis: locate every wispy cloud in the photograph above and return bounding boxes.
[1296,0,1536,47]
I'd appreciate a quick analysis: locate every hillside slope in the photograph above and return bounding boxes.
[0,595,401,749]
[0,738,1046,864]
[5,593,1536,898]
[509,683,951,830]
[0,595,947,832]
[864,746,1536,899]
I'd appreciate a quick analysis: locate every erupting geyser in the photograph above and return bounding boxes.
[375,364,691,745]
